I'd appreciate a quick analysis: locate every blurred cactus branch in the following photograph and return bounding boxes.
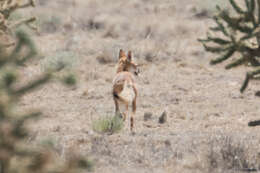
[0,41,14,47]
[14,73,51,96]
[0,29,92,173]
[0,1,93,171]
[199,0,260,93]
[13,30,37,65]
[0,0,37,48]
[19,0,35,8]
[0,31,36,67]
[0,0,35,18]
[240,67,260,92]
[9,16,36,30]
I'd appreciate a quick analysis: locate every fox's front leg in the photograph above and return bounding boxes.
[113,97,120,116]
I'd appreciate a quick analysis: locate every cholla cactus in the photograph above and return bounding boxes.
[0,1,92,171]
[0,31,92,172]
[0,0,36,47]
[199,0,260,93]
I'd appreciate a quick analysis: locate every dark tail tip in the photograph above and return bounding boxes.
[113,92,119,99]
[248,120,260,126]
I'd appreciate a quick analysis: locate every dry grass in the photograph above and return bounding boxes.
[206,135,259,173]
[96,49,116,64]
[40,50,79,71]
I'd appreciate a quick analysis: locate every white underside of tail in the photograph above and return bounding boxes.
[118,81,135,103]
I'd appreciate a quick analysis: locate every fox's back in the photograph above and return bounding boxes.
[113,71,135,86]
[113,72,136,103]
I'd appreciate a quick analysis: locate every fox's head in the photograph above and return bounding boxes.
[117,49,140,76]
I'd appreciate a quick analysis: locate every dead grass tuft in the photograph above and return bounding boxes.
[144,51,156,62]
[96,50,115,64]
[40,50,79,72]
[87,18,105,30]
[207,136,257,172]
[103,26,119,39]
[37,15,62,34]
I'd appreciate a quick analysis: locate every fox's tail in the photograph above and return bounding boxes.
[119,81,135,103]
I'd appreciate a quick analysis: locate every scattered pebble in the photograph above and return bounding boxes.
[144,112,152,121]
[164,140,171,146]
[159,111,167,124]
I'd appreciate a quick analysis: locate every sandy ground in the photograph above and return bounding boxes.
[17,0,260,172]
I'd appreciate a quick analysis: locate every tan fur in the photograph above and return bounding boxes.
[112,49,139,132]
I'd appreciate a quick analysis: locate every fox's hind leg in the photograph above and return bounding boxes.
[122,103,128,121]
[130,99,136,132]
[131,86,138,132]
[113,92,128,120]
[113,96,120,117]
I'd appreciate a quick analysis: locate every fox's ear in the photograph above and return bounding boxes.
[119,49,125,59]
[127,51,132,61]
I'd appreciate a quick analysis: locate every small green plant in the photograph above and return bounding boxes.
[93,115,124,134]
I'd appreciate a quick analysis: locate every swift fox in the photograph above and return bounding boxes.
[112,49,139,132]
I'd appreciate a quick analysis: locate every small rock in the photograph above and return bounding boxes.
[159,111,167,124]
[186,4,197,13]
[193,9,210,19]
[248,120,260,126]
[164,140,171,146]
[53,126,61,132]
[255,91,260,97]
[82,89,88,96]
[144,112,152,121]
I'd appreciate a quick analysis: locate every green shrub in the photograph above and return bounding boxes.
[93,115,124,134]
